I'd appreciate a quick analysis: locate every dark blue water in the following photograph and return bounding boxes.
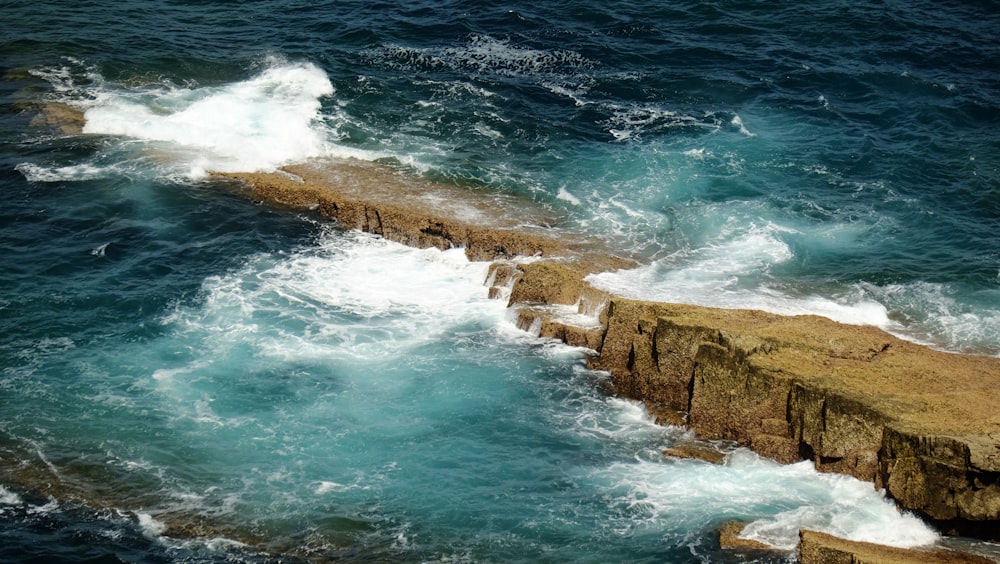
[2,1,999,562]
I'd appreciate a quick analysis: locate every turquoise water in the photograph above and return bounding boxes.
[2,1,998,561]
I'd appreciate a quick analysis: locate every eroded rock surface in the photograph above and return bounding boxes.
[217,159,635,272]
[588,299,1000,535]
[798,530,995,564]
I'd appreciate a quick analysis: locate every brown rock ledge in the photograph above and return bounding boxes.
[215,158,635,272]
[798,530,995,564]
[590,299,1000,538]
[217,158,1000,545]
[719,520,775,552]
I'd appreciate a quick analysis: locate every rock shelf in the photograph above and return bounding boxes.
[219,157,1000,558]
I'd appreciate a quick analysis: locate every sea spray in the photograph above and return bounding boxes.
[81,61,336,175]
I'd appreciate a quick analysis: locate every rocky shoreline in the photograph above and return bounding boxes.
[218,157,1000,561]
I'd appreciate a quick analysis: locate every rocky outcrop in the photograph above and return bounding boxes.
[216,160,635,273]
[582,298,1000,537]
[30,103,86,134]
[797,530,995,564]
[718,521,775,552]
[218,158,1000,543]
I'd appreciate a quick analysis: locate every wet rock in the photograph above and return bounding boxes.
[26,103,86,134]
[645,403,686,427]
[718,520,775,552]
[662,443,726,465]
[216,159,636,272]
[592,299,1000,535]
[797,529,995,564]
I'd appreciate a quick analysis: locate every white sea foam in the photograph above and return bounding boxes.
[314,481,341,494]
[197,537,249,552]
[167,229,507,367]
[601,104,714,141]
[136,512,167,538]
[418,79,499,100]
[852,281,1000,354]
[28,57,104,98]
[543,83,589,106]
[376,35,718,144]
[81,60,338,175]
[472,122,503,140]
[151,360,211,382]
[135,511,248,554]
[731,114,754,136]
[571,396,688,444]
[26,499,60,516]
[575,399,939,551]
[0,484,22,506]
[22,59,394,181]
[314,478,369,495]
[589,263,892,328]
[374,34,594,79]
[91,242,109,257]
[589,447,937,552]
[15,162,116,183]
[736,460,939,551]
[587,222,893,329]
[739,479,940,550]
[556,186,581,205]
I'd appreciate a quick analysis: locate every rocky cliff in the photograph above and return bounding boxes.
[585,298,1000,537]
[219,158,1000,543]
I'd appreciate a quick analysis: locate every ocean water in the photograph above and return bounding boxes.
[1,1,998,562]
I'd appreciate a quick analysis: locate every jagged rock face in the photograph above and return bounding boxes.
[880,430,1000,527]
[590,298,1000,533]
[508,261,589,306]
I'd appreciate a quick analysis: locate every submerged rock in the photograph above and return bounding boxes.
[30,103,86,134]
[662,443,727,465]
